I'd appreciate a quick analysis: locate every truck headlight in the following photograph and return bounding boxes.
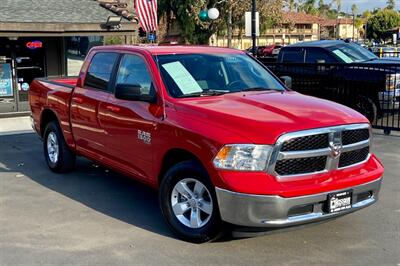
[213,144,273,171]
[385,73,400,91]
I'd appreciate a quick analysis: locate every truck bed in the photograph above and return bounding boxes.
[29,77,77,146]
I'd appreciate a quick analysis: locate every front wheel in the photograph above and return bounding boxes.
[354,95,378,124]
[159,160,223,243]
[43,121,76,173]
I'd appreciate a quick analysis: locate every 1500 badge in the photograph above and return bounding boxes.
[138,130,151,144]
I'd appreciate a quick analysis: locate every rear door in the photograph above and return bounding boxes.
[70,52,119,159]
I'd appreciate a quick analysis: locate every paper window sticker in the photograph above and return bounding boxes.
[162,61,203,94]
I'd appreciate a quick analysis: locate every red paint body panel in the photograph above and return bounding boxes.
[29,45,384,196]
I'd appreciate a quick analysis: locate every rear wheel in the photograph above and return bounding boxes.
[159,160,223,243]
[43,121,75,173]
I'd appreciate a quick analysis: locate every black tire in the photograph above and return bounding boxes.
[43,121,76,173]
[354,95,378,124]
[159,160,223,243]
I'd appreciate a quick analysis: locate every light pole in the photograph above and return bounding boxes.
[252,0,257,55]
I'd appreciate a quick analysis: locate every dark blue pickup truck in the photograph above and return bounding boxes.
[267,40,400,123]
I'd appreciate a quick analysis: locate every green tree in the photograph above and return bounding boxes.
[336,0,341,13]
[351,4,358,16]
[367,9,400,40]
[298,0,318,15]
[363,10,373,19]
[287,0,296,12]
[158,0,284,44]
[386,0,396,9]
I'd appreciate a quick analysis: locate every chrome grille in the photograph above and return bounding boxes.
[268,124,371,179]
[342,129,369,145]
[275,156,327,176]
[339,147,370,168]
[281,134,329,151]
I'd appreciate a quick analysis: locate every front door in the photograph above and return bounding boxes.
[102,53,158,182]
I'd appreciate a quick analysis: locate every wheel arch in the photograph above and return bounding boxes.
[40,109,60,137]
[157,148,208,185]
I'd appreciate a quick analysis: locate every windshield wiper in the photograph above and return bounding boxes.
[177,89,229,98]
[240,87,280,92]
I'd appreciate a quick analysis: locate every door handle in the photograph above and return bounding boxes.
[106,105,120,112]
[72,97,83,104]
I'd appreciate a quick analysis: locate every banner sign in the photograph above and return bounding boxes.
[0,63,14,97]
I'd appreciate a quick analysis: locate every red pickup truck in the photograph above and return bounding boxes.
[29,45,384,243]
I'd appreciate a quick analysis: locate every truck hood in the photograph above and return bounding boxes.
[363,57,400,64]
[173,91,368,144]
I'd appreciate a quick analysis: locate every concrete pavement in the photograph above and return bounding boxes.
[0,132,399,265]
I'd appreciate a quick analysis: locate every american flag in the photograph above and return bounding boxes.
[135,0,158,32]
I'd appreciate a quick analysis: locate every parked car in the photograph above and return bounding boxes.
[274,40,400,122]
[29,45,384,243]
[263,44,283,56]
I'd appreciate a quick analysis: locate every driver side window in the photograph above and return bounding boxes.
[116,54,153,95]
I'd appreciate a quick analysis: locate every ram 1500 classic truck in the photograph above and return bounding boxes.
[29,45,384,243]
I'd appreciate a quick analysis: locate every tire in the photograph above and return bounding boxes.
[159,160,223,243]
[354,95,378,124]
[43,121,76,173]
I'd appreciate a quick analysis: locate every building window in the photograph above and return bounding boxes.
[65,36,103,76]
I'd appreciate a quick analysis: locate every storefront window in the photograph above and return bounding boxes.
[65,36,104,76]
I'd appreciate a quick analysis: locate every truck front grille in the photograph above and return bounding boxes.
[268,124,371,179]
[342,129,369,145]
[281,133,329,151]
[275,156,327,176]
[339,147,370,168]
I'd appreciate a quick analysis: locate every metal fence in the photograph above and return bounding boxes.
[258,59,400,134]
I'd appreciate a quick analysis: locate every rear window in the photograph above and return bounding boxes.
[84,52,119,91]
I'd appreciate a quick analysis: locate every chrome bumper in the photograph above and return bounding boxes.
[216,177,382,228]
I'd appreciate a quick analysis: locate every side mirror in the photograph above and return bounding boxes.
[115,83,157,103]
[280,76,292,89]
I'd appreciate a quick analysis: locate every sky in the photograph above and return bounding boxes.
[340,0,400,13]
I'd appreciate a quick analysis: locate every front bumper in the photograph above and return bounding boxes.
[216,177,382,228]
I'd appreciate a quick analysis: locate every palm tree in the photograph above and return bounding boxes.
[336,0,341,13]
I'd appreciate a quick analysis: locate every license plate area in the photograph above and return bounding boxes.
[328,190,352,213]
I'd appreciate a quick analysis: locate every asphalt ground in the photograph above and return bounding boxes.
[0,132,399,265]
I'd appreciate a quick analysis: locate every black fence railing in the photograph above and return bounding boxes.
[258,60,400,134]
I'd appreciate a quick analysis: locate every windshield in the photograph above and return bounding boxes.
[328,43,378,63]
[156,53,285,98]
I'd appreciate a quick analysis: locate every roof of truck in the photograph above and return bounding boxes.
[92,45,245,55]
[286,40,347,48]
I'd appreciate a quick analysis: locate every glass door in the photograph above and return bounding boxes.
[14,38,45,112]
[0,37,17,113]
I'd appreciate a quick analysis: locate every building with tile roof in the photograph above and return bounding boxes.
[0,0,138,114]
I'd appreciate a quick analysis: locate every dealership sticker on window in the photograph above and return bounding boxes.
[332,49,353,63]
[162,61,203,94]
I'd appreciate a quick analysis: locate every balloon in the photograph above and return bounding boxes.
[208,8,220,20]
[199,10,209,21]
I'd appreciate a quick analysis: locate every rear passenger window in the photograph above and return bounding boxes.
[281,50,305,63]
[305,49,335,63]
[85,53,118,91]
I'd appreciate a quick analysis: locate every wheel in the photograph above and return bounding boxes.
[384,129,391,135]
[43,121,76,173]
[354,95,378,124]
[159,160,223,243]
